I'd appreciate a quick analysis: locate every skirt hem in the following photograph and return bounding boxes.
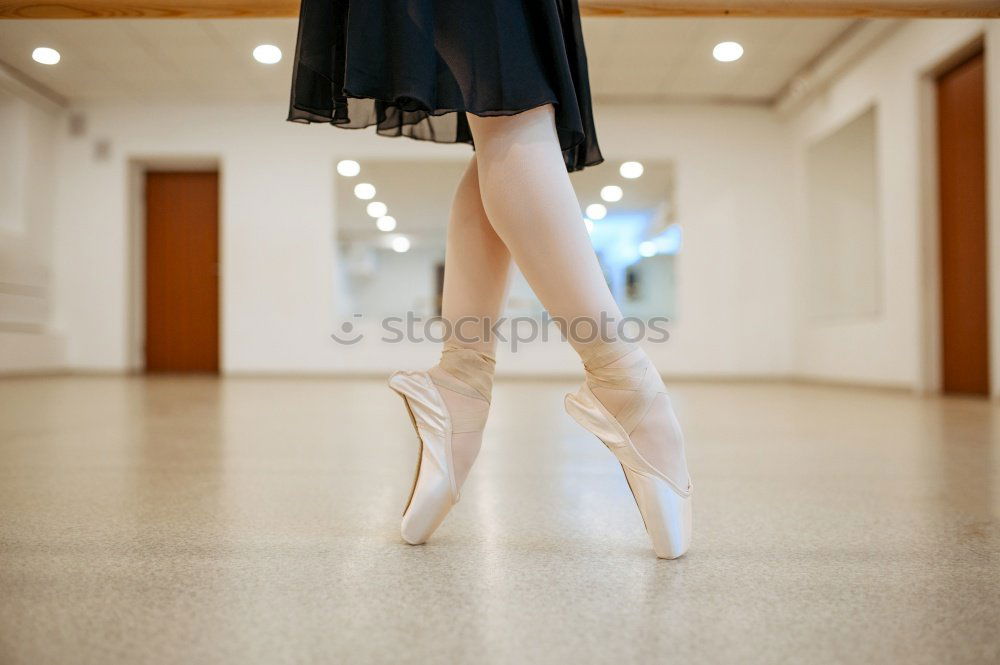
[287,92,603,173]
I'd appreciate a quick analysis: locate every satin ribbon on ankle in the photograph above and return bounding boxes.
[437,344,496,402]
[579,339,636,372]
[429,344,495,434]
[579,341,663,436]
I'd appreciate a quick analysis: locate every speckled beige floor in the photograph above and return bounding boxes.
[0,376,998,664]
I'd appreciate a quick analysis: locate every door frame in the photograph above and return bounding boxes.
[127,157,222,373]
[917,34,997,397]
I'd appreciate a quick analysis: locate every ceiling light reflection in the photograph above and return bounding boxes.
[619,161,644,179]
[585,203,607,220]
[337,160,360,177]
[601,185,623,202]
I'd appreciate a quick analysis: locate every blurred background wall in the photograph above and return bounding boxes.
[0,87,62,371]
[788,19,1000,390]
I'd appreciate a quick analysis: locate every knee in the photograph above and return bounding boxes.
[450,159,486,220]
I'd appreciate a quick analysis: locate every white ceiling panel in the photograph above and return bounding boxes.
[0,17,857,105]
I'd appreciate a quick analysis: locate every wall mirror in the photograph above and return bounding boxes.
[335,158,681,323]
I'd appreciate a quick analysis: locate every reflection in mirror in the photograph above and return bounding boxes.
[335,159,679,321]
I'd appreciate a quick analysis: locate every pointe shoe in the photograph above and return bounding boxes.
[565,374,692,559]
[388,370,458,545]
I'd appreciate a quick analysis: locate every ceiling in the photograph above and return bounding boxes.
[0,17,857,105]
[584,17,854,103]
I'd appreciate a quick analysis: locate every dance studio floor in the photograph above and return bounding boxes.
[1,376,998,664]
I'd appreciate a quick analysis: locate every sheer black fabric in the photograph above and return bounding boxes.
[287,0,603,172]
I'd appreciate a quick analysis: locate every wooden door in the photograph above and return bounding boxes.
[937,51,989,396]
[144,171,219,373]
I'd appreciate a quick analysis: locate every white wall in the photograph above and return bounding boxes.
[597,104,794,378]
[49,102,462,373]
[44,100,794,377]
[803,107,880,320]
[0,90,65,372]
[787,19,1000,393]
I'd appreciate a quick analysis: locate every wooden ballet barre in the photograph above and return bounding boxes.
[0,0,997,19]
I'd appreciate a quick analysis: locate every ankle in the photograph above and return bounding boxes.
[429,367,492,433]
[579,341,657,394]
[436,344,496,402]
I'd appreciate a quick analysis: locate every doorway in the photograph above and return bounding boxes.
[144,171,219,373]
[936,49,989,396]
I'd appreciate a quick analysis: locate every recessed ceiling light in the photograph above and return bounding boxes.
[600,185,623,203]
[376,215,397,232]
[366,201,387,218]
[253,44,282,64]
[619,161,644,179]
[337,159,360,177]
[585,203,607,220]
[354,183,376,200]
[713,41,744,63]
[32,47,60,65]
[392,236,411,253]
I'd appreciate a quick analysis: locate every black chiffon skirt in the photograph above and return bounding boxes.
[287,0,603,172]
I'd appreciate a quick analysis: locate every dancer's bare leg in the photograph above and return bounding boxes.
[466,105,690,490]
[468,109,622,350]
[431,157,511,487]
[391,156,511,545]
[442,157,512,356]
